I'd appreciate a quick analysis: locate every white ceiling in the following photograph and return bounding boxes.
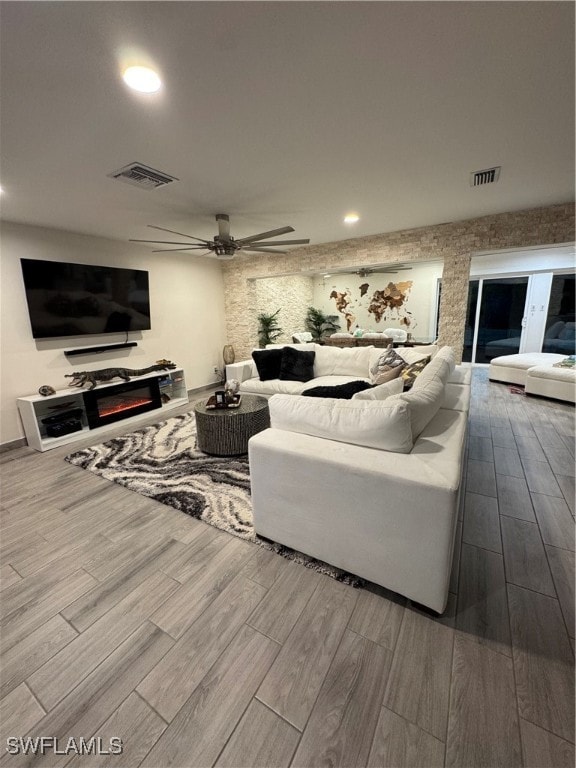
[1,1,574,252]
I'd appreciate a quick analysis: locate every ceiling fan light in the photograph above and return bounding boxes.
[122,66,162,93]
[344,213,360,224]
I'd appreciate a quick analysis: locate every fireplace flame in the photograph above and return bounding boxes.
[98,397,153,418]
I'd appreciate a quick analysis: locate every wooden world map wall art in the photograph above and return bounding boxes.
[329,280,414,331]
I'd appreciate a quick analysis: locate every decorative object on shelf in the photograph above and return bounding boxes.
[38,385,56,396]
[222,345,235,365]
[305,306,340,342]
[65,360,176,390]
[257,309,283,348]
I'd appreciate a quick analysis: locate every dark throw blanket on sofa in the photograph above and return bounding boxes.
[303,380,373,399]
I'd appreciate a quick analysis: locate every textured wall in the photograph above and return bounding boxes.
[222,203,575,361]
[253,274,314,345]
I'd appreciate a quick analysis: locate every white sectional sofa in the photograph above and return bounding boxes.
[243,345,471,614]
[226,342,438,397]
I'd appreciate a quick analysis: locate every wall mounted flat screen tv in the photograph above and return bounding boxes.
[20,259,151,339]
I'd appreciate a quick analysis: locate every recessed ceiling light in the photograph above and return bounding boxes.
[344,213,359,224]
[122,66,161,93]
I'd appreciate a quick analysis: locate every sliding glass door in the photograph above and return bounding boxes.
[438,269,574,363]
[461,277,529,363]
[462,281,479,362]
[542,273,575,355]
[475,277,529,363]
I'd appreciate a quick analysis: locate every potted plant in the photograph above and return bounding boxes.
[257,309,283,347]
[305,306,341,342]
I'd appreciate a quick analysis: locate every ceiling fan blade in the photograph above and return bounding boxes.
[130,239,208,246]
[151,247,212,253]
[236,226,295,245]
[242,247,288,254]
[148,225,212,244]
[246,239,310,246]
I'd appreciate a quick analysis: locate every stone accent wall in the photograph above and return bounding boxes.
[222,203,575,361]
[437,253,472,355]
[253,274,314,346]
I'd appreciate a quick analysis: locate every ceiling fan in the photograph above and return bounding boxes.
[130,213,310,259]
[355,265,413,278]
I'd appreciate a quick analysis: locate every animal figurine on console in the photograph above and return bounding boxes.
[65,360,176,390]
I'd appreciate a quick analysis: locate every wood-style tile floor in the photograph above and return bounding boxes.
[0,370,574,767]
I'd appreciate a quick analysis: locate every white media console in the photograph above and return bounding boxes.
[17,368,188,452]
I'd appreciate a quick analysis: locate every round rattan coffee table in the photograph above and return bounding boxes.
[193,394,270,456]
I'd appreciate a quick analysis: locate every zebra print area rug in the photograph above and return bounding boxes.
[65,412,362,585]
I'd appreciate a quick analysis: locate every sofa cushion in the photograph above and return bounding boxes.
[389,376,445,439]
[240,378,307,396]
[314,345,373,378]
[558,322,575,341]
[268,395,414,453]
[396,348,430,365]
[408,345,438,358]
[412,351,452,390]
[329,333,354,339]
[400,357,431,390]
[545,320,565,339]
[303,380,373,399]
[383,328,407,342]
[371,366,404,386]
[443,382,471,412]
[352,377,404,400]
[313,345,340,377]
[265,342,316,351]
[434,346,456,373]
[252,349,284,381]
[369,348,406,384]
[279,347,316,382]
[447,366,472,386]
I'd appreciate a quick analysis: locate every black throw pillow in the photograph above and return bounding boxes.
[303,380,373,399]
[279,347,316,382]
[252,349,284,381]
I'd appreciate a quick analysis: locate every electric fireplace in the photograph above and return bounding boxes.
[83,378,162,429]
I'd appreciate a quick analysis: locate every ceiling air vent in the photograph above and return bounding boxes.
[108,163,178,190]
[470,166,501,187]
